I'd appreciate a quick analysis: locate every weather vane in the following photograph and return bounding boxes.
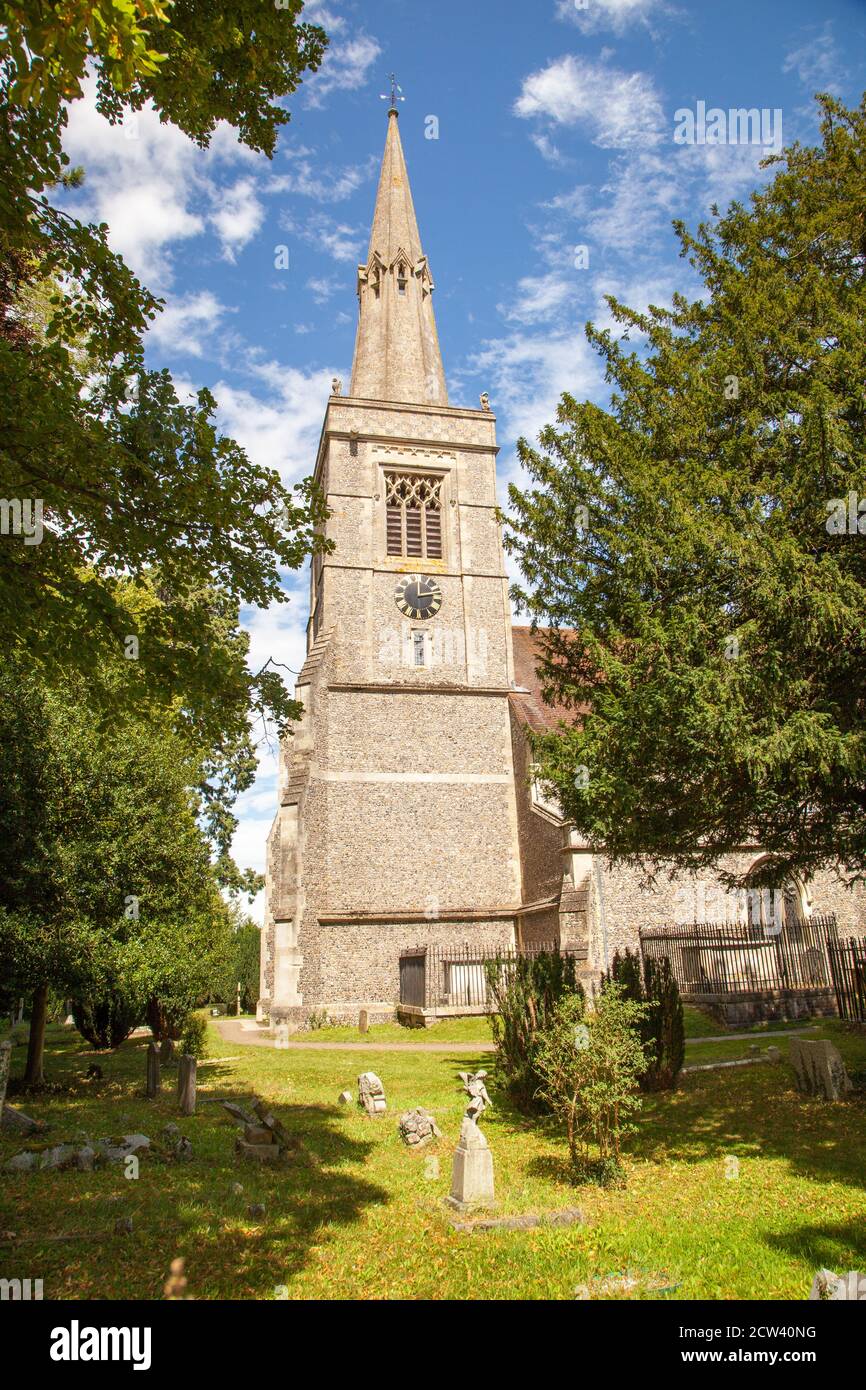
[379,73,405,110]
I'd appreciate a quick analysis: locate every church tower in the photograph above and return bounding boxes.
[259,102,527,1024]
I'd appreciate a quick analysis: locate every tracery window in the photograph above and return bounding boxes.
[385,472,443,558]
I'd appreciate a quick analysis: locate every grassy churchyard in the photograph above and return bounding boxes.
[1,1012,865,1301]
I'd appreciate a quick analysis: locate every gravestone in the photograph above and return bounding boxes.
[789,1038,853,1100]
[159,1037,175,1066]
[358,1009,369,1035]
[338,1090,353,1105]
[358,1072,386,1115]
[146,1042,161,1098]
[0,1039,11,1117]
[178,1055,197,1116]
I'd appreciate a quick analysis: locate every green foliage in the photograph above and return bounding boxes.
[0,654,233,1069]
[604,950,685,1091]
[179,1011,208,1060]
[207,903,262,1012]
[533,987,649,1183]
[71,988,140,1050]
[0,1,329,745]
[485,950,584,1110]
[505,95,866,889]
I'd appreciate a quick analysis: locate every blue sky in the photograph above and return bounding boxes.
[60,0,866,914]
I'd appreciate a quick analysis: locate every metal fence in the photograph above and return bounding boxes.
[399,942,569,1012]
[639,915,839,997]
[826,936,866,1022]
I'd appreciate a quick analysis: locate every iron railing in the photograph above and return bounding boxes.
[826,936,866,1022]
[399,942,571,1012]
[639,915,839,997]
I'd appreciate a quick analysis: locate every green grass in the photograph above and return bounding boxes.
[1,1019,864,1300]
[302,1015,494,1045]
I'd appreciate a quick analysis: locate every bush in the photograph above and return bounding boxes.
[178,1011,208,1059]
[485,950,584,1110]
[604,949,685,1091]
[533,986,649,1183]
[71,988,140,1049]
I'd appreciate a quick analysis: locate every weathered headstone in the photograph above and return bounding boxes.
[358,1009,369,1034]
[446,1071,495,1212]
[338,1090,353,1105]
[178,1055,197,1116]
[358,1071,386,1115]
[159,1037,175,1066]
[0,1039,12,1118]
[789,1038,853,1100]
[146,1042,160,1098]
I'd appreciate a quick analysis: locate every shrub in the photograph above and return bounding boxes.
[71,989,140,1049]
[179,1011,208,1059]
[604,949,685,1091]
[533,986,649,1183]
[485,950,584,1110]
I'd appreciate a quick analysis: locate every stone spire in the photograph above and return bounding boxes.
[349,106,448,405]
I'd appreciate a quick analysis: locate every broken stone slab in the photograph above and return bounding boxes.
[450,1207,585,1235]
[398,1108,442,1146]
[252,1101,291,1145]
[338,1090,353,1105]
[4,1150,39,1173]
[0,1105,45,1137]
[789,1039,853,1101]
[809,1268,866,1301]
[221,1100,258,1128]
[97,1134,151,1164]
[244,1124,276,1146]
[235,1139,281,1163]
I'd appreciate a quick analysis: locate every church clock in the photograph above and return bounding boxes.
[394,573,442,620]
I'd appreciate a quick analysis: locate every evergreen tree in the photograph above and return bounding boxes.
[506,96,866,890]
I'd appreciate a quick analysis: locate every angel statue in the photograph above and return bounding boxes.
[458,1071,492,1126]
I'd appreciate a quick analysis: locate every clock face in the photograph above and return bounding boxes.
[394,573,442,620]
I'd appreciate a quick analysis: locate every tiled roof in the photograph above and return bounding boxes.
[510,626,584,733]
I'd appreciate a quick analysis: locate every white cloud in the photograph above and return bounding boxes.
[531,132,567,165]
[147,290,230,357]
[305,32,381,108]
[515,54,665,149]
[210,177,266,262]
[467,329,603,454]
[783,25,847,96]
[555,0,669,33]
[283,210,363,263]
[500,274,576,325]
[270,153,376,203]
[62,80,271,290]
[307,274,342,303]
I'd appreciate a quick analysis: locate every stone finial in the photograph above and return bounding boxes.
[480,391,491,411]
[331,376,343,396]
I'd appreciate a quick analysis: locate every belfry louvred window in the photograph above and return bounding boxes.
[385,472,443,558]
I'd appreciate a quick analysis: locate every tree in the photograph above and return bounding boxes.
[0,1,329,727]
[506,95,866,890]
[604,949,685,1091]
[0,656,232,1082]
[533,987,648,1184]
[485,949,583,1110]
